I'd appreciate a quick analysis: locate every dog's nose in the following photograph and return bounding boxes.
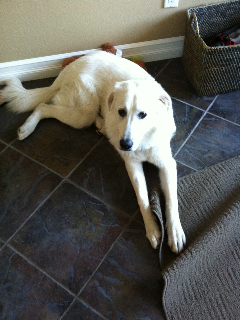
[120,138,133,151]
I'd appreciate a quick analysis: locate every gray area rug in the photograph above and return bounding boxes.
[151,156,240,320]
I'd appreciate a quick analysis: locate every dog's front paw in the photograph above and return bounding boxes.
[17,116,38,140]
[95,116,106,135]
[18,124,34,140]
[145,219,161,249]
[167,222,186,254]
[18,125,29,140]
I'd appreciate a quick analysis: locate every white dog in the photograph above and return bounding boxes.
[0,51,186,253]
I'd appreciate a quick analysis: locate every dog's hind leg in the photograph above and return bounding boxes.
[17,103,97,140]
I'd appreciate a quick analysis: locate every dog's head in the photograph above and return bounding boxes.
[105,80,174,152]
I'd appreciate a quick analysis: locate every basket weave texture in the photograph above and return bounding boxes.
[182,0,240,96]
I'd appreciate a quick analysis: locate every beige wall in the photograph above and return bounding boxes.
[0,0,226,63]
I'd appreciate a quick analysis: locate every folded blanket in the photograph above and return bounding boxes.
[151,156,240,320]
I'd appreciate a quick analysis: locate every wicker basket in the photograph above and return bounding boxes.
[182,0,240,96]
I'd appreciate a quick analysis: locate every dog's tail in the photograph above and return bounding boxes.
[0,78,59,113]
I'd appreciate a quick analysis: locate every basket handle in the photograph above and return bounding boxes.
[189,12,200,36]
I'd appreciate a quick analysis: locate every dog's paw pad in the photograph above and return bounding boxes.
[18,126,29,140]
[167,223,186,254]
[146,224,161,249]
[151,234,160,249]
[96,128,104,135]
[95,117,106,135]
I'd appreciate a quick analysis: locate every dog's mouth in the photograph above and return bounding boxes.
[120,147,132,152]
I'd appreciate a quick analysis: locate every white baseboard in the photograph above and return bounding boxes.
[0,36,184,83]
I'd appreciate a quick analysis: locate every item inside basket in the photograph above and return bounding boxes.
[207,25,240,47]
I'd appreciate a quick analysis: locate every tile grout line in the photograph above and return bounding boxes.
[176,159,197,173]
[206,110,240,127]
[0,241,7,254]
[5,180,64,245]
[72,212,146,319]
[62,208,147,320]
[173,95,219,159]
[60,295,108,320]
[60,206,140,319]
[64,135,104,180]
[60,295,109,320]
[7,243,109,320]
[66,178,137,221]
[9,143,65,179]
[6,243,77,298]
[0,138,9,154]
[172,97,216,112]
[75,298,109,320]
[171,96,240,128]
[0,145,8,155]
[76,216,136,296]
[7,134,104,181]
[0,137,8,144]
[154,59,172,79]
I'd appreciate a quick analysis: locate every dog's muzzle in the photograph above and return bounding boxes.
[120,138,133,151]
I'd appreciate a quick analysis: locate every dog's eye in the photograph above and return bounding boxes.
[138,112,147,119]
[118,109,126,117]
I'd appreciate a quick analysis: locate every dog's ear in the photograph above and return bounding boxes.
[108,81,124,109]
[159,94,171,111]
[108,92,114,109]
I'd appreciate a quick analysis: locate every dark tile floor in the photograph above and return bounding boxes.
[0,58,240,320]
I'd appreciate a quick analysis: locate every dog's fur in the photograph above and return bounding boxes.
[0,51,186,253]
